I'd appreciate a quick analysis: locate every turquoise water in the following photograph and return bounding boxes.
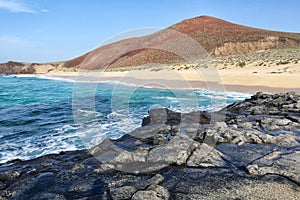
[0,76,251,164]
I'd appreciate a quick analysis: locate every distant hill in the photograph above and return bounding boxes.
[0,61,35,75]
[1,16,300,73]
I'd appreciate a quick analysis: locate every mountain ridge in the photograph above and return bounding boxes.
[60,15,300,69]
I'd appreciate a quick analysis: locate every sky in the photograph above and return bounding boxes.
[0,0,299,63]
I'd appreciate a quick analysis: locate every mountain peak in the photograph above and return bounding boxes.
[169,15,239,34]
[183,15,232,23]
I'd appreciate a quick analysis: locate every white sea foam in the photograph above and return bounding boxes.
[10,75,253,100]
[12,74,77,83]
[36,75,79,83]
[0,128,81,164]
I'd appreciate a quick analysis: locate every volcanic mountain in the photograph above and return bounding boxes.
[1,16,300,72]
[63,16,300,70]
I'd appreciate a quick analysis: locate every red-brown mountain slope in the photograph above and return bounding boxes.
[64,16,300,70]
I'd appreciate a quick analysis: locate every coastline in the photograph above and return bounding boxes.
[15,66,300,93]
[7,48,300,94]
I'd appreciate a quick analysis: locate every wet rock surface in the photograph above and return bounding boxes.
[1,92,300,199]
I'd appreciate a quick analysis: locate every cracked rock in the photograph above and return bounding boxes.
[246,149,300,185]
[187,143,224,167]
[132,185,169,200]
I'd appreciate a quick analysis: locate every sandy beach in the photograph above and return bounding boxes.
[24,62,300,93]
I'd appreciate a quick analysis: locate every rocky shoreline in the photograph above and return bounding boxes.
[0,92,300,199]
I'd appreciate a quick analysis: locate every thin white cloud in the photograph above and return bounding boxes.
[0,0,46,13]
[41,9,48,13]
[0,35,35,46]
[0,35,44,62]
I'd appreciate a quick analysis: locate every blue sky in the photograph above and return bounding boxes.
[0,0,299,63]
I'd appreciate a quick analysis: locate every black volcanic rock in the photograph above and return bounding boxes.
[247,148,300,184]
[0,92,300,199]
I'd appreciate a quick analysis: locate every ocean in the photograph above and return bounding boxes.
[0,76,251,164]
